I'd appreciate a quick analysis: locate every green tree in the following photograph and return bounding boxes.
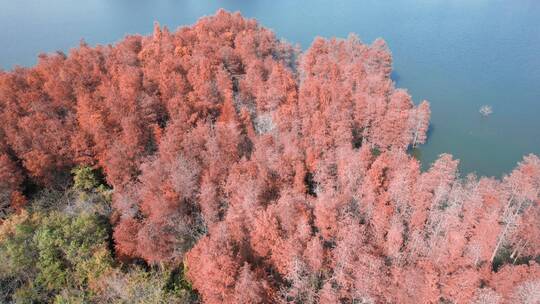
[0,210,113,303]
[71,166,100,191]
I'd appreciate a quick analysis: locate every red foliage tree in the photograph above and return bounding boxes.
[233,263,269,304]
[412,100,431,147]
[0,153,25,218]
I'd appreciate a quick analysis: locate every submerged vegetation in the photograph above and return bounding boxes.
[480,105,493,117]
[0,10,538,303]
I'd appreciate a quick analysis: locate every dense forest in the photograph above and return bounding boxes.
[0,10,538,304]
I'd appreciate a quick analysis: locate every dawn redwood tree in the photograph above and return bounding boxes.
[0,60,78,186]
[512,205,540,259]
[0,153,24,218]
[511,279,540,304]
[185,223,242,304]
[112,217,141,260]
[233,262,268,304]
[411,100,430,147]
[470,288,502,304]
[461,177,506,265]
[375,89,414,149]
[390,262,440,303]
[490,154,540,264]
[409,153,459,232]
[488,263,540,303]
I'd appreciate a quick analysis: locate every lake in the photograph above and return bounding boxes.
[1,0,539,177]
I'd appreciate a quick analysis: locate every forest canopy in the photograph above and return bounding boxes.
[0,10,539,304]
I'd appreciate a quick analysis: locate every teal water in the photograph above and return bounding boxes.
[1,0,539,177]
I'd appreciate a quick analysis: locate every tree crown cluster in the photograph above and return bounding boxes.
[0,10,538,304]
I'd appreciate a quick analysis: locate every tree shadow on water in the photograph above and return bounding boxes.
[408,124,435,169]
[391,70,401,85]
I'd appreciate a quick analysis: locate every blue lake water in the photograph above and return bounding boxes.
[1,0,539,177]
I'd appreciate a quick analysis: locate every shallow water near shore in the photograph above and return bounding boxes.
[2,0,539,177]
